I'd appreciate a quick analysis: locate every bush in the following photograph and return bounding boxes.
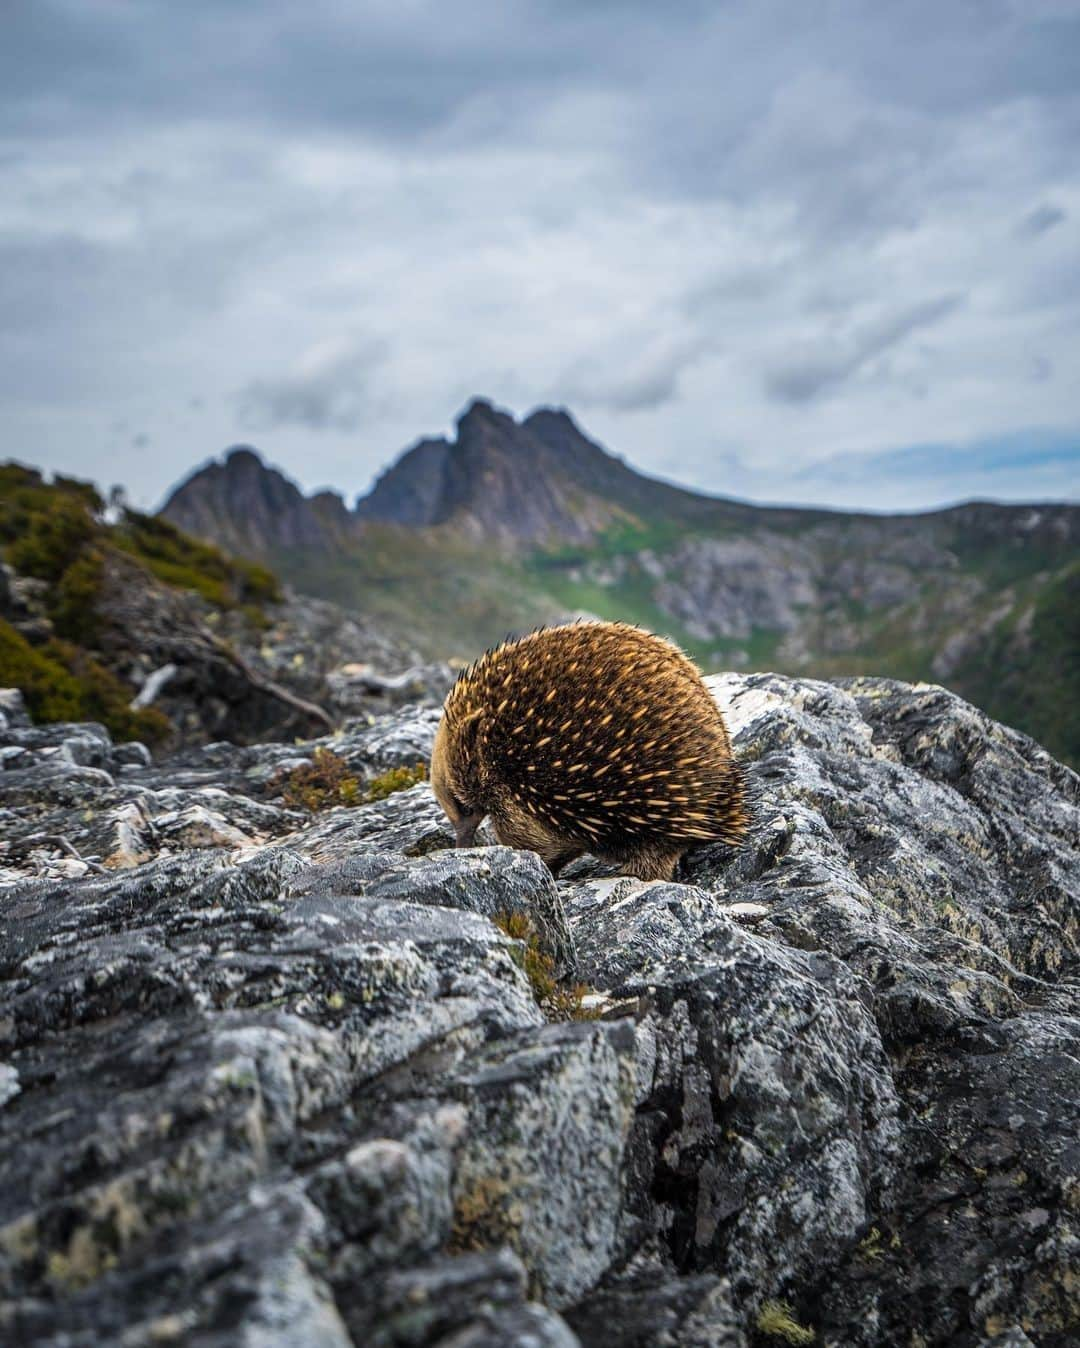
[365,762,428,801]
[277,747,360,811]
[50,548,106,645]
[5,491,97,583]
[0,618,170,745]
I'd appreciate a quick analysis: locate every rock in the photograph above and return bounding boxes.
[1,672,1078,1346]
[130,662,178,709]
[564,1268,745,1347]
[285,846,575,977]
[325,662,455,716]
[449,1020,637,1308]
[651,535,820,641]
[0,688,30,729]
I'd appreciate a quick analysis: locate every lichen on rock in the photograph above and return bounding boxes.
[1,671,1078,1346]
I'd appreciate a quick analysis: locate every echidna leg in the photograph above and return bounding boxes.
[540,844,586,878]
[618,844,685,882]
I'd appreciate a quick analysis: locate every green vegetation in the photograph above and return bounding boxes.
[951,560,1080,767]
[0,462,285,743]
[0,618,170,744]
[532,516,690,568]
[365,761,428,800]
[755,1299,816,1345]
[276,524,562,663]
[525,549,716,666]
[493,910,600,1021]
[271,501,1078,766]
[112,509,280,609]
[0,464,281,635]
[276,747,360,810]
[50,548,106,647]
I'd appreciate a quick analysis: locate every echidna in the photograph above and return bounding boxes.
[431,621,747,881]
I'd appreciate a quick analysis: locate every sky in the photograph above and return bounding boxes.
[2,0,1079,513]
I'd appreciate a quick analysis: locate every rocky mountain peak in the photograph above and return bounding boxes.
[223,444,264,468]
[456,395,509,428]
[428,399,634,544]
[522,405,581,437]
[162,446,352,557]
[164,400,722,561]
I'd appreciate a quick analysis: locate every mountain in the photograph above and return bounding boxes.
[160,399,1080,766]
[164,399,815,553]
[162,446,357,557]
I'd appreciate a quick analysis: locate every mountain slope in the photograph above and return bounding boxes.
[159,401,1080,765]
[0,463,418,748]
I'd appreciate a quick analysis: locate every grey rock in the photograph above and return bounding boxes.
[1,675,1078,1346]
[564,1268,745,1348]
[651,535,819,641]
[449,1020,637,1309]
[564,878,735,989]
[346,1248,572,1348]
[326,662,454,716]
[282,844,574,978]
[0,688,31,729]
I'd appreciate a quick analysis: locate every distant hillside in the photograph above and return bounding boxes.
[160,400,1080,766]
[0,463,413,749]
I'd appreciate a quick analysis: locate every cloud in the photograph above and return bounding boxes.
[764,294,964,404]
[1,2,1079,511]
[808,427,1080,486]
[686,427,1080,511]
[559,334,707,413]
[1016,202,1067,237]
[236,338,388,432]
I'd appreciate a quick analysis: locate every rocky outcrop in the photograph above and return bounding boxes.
[1,672,1077,1346]
[67,546,439,746]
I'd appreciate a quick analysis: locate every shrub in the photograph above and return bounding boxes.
[277,747,360,811]
[365,761,428,801]
[5,491,97,583]
[49,548,106,645]
[0,618,170,745]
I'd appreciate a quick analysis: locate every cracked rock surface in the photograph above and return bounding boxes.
[1,673,1078,1347]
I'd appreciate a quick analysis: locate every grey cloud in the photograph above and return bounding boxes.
[560,336,706,414]
[597,368,681,413]
[2,2,1079,511]
[764,294,964,405]
[1017,203,1067,237]
[1,1,626,145]
[236,340,388,433]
